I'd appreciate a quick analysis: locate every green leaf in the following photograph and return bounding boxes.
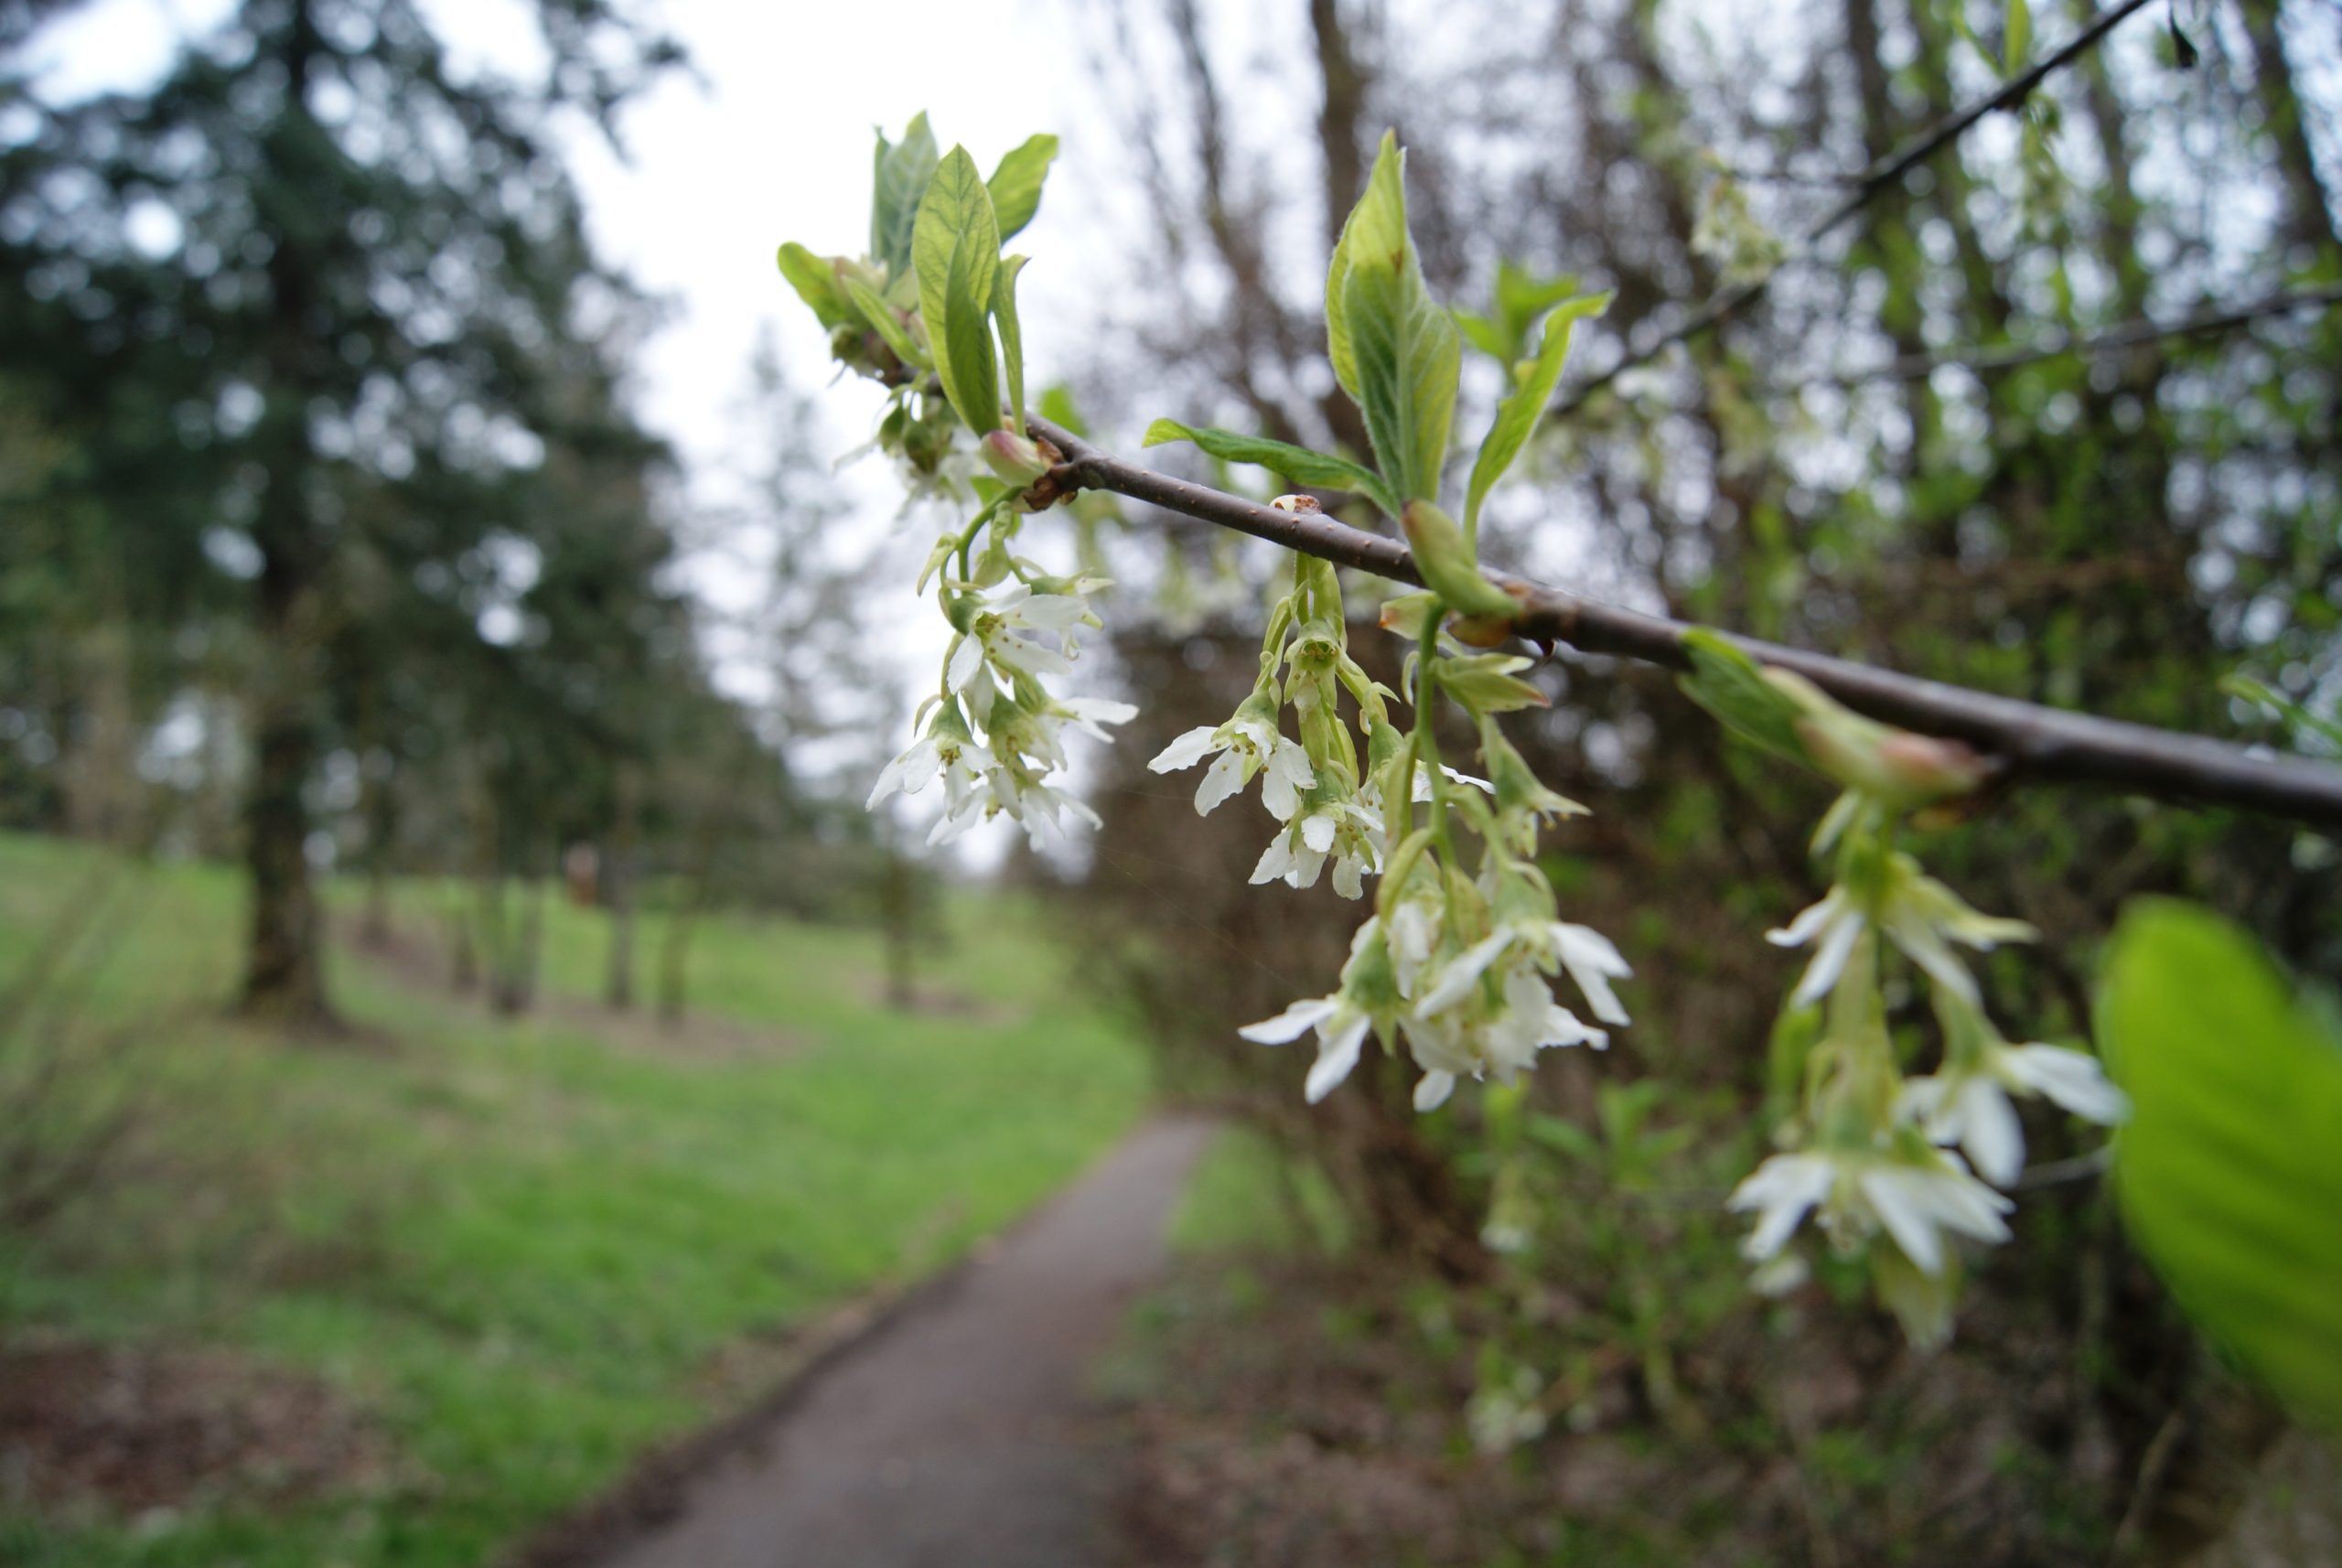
[986,134,1058,242]
[1334,134,1458,503]
[1398,499,1515,621]
[2004,0,2031,71]
[2098,899,2342,1432]
[1326,131,1405,404]
[1464,289,1610,537]
[776,242,853,329]
[870,113,941,279]
[1037,383,1088,438]
[912,146,1003,435]
[993,254,1029,435]
[1677,628,1809,763]
[843,274,924,370]
[1142,419,1401,517]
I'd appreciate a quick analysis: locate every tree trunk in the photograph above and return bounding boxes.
[605,764,639,1010]
[234,0,336,1031]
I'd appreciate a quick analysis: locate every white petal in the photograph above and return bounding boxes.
[1789,909,1864,1008]
[1305,1014,1370,1103]
[1300,811,1338,854]
[1332,854,1366,900]
[1859,1166,1947,1274]
[1413,1071,1456,1112]
[991,634,1072,680]
[2001,1045,2130,1125]
[1767,890,1842,949]
[1250,834,1296,886]
[1240,995,1340,1045]
[1261,759,1303,821]
[1013,593,1089,630]
[1283,843,1327,890]
[945,634,985,693]
[1729,1154,1835,1261]
[1551,922,1632,1026]
[1417,933,1511,1016]
[1196,749,1249,815]
[866,737,939,808]
[1958,1076,2025,1187]
[1149,726,1220,773]
[1885,913,1980,1005]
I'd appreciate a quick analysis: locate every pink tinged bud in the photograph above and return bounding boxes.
[980,430,1053,487]
[1875,733,1988,800]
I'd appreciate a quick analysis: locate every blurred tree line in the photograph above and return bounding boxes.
[0,0,908,1032]
[1069,0,2340,1555]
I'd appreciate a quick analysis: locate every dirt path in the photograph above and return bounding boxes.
[587,1116,1218,1568]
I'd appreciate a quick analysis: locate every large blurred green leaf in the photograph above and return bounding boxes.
[1333,133,1457,505]
[870,113,940,278]
[986,134,1058,242]
[2098,899,2342,1432]
[1142,419,1400,518]
[1464,289,1610,536]
[912,146,1002,435]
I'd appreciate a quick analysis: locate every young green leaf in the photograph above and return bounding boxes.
[912,145,1003,435]
[2004,0,2031,71]
[1464,289,1610,537]
[1142,419,1402,518]
[2098,899,2342,1433]
[1676,628,1809,764]
[1334,133,1458,502]
[1434,651,1549,714]
[843,273,925,370]
[1326,131,1406,403]
[986,134,1059,242]
[870,113,941,279]
[776,242,853,329]
[993,254,1029,435]
[1399,499,1515,622]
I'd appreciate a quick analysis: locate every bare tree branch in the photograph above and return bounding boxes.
[1028,413,2342,830]
[1782,283,2342,388]
[1549,0,2160,422]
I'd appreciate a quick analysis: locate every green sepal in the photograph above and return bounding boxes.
[1434,651,1548,715]
[1142,420,1401,518]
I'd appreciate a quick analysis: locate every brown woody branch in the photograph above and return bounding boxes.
[1027,414,2342,831]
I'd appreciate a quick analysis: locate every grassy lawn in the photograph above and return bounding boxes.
[0,832,1153,1567]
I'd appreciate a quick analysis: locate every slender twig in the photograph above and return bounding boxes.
[1550,0,2159,421]
[1028,413,2342,831]
[1784,284,2342,389]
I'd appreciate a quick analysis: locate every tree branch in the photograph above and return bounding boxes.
[1782,284,2342,388]
[1028,413,2342,831]
[1550,0,2159,421]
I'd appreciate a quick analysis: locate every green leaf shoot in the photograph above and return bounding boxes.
[870,113,941,279]
[1142,419,1402,519]
[1464,288,1610,538]
[912,145,1004,435]
[986,134,1059,242]
[1333,132,1459,504]
[776,242,853,329]
[994,253,1029,435]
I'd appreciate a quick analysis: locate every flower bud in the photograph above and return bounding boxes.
[980,429,1054,488]
[1763,669,1986,809]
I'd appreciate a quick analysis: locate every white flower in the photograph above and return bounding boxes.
[1249,795,1382,897]
[1402,957,1606,1101]
[866,727,994,812]
[946,583,1093,701]
[1767,854,2035,1007]
[1729,1145,2014,1276]
[1241,993,1372,1105]
[1150,713,1316,818]
[1414,917,1632,1028]
[1900,1041,2128,1187]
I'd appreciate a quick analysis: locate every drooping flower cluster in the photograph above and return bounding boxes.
[1174,564,1631,1111]
[870,565,1133,848]
[1714,671,2129,1345]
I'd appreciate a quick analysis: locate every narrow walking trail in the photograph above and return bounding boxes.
[592,1116,1218,1568]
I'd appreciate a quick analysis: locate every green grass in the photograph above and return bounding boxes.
[0,832,1152,1567]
